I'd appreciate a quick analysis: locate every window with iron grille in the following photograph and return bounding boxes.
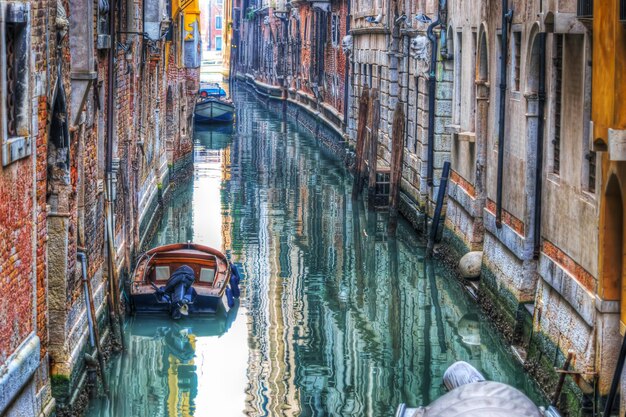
[1,2,31,167]
[587,150,596,193]
[577,0,593,18]
[331,14,340,47]
[411,75,419,153]
[552,34,563,175]
[494,33,502,149]
[512,31,521,92]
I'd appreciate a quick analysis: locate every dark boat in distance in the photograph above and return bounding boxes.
[129,243,241,319]
[194,97,235,123]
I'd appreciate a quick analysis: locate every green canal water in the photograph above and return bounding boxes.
[87,86,544,416]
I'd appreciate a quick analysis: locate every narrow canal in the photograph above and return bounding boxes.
[87,86,544,417]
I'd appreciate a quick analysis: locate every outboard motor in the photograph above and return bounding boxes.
[158,265,196,319]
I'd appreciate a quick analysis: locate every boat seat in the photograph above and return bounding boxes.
[199,267,216,285]
[155,266,170,281]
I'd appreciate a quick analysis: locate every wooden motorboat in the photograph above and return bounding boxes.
[194,97,235,123]
[129,243,241,318]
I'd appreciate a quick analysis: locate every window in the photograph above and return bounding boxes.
[494,33,502,149]
[215,36,222,51]
[411,75,419,153]
[215,15,223,29]
[512,31,521,91]
[470,31,477,132]
[453,30,461,125]
[1,2,31,166]
[552,34,563,175]
[331,14,340,47]
[587,151,596,192]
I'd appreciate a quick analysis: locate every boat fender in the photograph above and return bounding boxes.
[442,361,485,391]
[230,264,241,298]
[226,286,235,308]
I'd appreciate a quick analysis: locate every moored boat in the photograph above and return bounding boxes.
[194,97,235,123]
[129,242,241,319]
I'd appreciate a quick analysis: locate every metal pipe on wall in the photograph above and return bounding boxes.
[78,251,109,395]
[533,32,546,257]
[496,0,512,228]
[426,16,439,187]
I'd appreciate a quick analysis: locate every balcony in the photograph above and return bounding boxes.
[577,0,593,18]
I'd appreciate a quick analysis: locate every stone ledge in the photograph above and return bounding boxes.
[538,253,595,326]
[483,208,529,261]
[0,334,41,416]
[447,179,481,218]
[596,295,619,314]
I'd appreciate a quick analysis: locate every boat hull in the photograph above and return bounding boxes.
[130,291,227,315]
[195,99,235,123]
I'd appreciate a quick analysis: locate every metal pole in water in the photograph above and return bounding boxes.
[78,251,110,395]
[427,161,450,257]
[551,350,573,407]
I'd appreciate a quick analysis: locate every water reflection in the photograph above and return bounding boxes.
[89,86,543,417]
[226,87,544,416]
[195,123,234,150]
[87,305,240,417]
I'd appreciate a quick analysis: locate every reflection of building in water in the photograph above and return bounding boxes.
[152,175,194,247]
[96,319,222,417]
[227,90,543,416]
[165,330,197,417]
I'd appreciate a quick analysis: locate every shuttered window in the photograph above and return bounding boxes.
[513,31,521,92]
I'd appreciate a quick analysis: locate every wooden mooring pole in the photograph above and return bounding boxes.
[552,350,574,408]
[352,85,370,199]
[367,89,380,205]
[388,102,405,235]
[426,161,451,257]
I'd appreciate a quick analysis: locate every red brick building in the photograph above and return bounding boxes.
[235,0,350,128]
[0,0,199,415]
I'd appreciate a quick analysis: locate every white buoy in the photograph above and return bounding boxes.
[459,251,483,279]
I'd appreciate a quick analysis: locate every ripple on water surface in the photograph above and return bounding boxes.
[87,86,543,417]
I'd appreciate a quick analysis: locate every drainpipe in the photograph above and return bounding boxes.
[106,0,116,211]
[342,0,350,131]
[105,0,124,349]
[533,32,546,257]
[495,0,512,228]
[426,9,440,186]
[77,251,109,395]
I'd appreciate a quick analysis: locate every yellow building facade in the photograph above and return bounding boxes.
[593,2,626,326]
